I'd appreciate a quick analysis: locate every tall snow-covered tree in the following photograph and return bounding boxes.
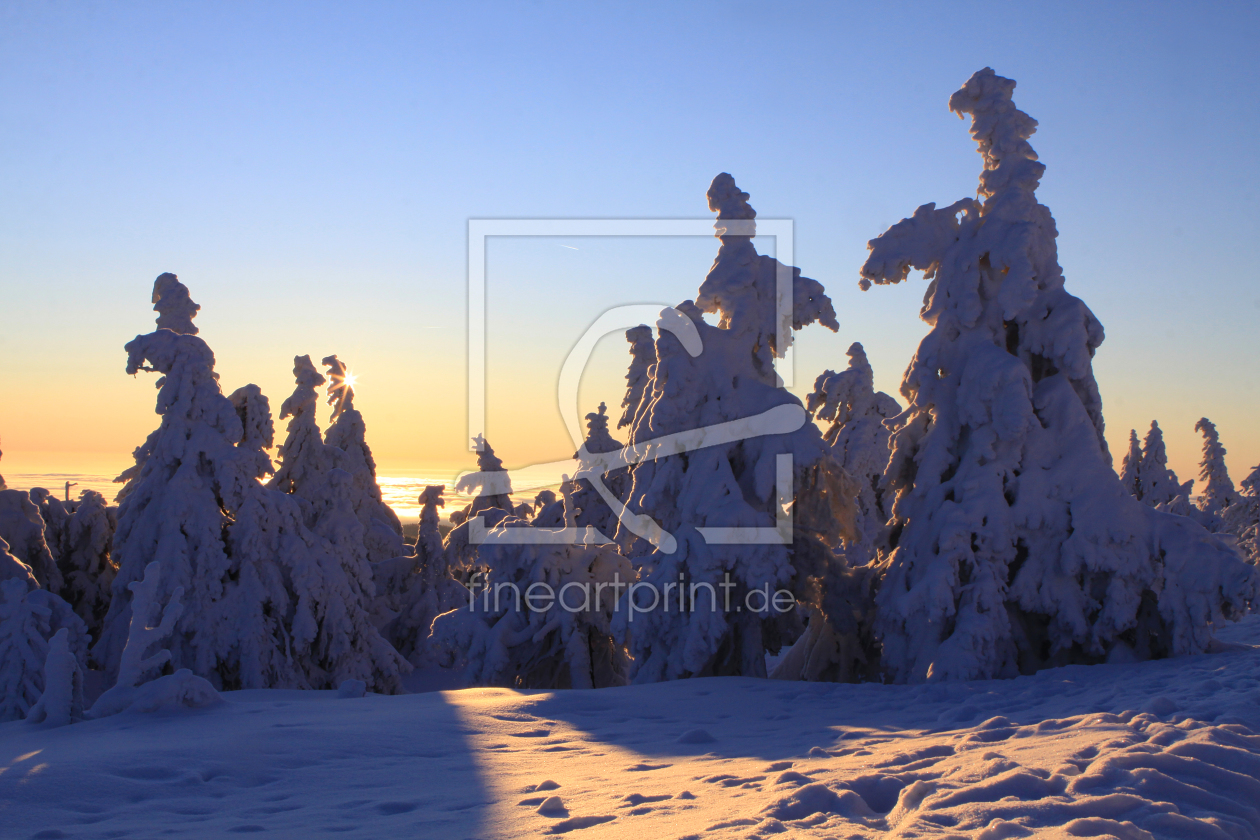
[373,486,466,664]
[610,173,862,683]
[1194,418,1236,525]
[57,490,117,638]
[566,403,631,540]
[1136,421,1193,508]
[454,436,516,520]
[806,342,901,566]
[1119,430,1142,497]
[321,355,405,561]
[859,68,1255,682]
[96,276,406,692]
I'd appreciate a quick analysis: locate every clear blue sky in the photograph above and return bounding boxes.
[2,1,1257,487]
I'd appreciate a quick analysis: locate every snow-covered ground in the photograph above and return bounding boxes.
[4,617,1259,840]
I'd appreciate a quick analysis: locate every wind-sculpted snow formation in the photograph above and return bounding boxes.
[859,68,1256,683]
[609,173,864,683]
[89,562,221,718]
[95,275,406,693]
[0,577,88,721]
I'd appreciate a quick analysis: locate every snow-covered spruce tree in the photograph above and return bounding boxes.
[1194,418,1236,527]
[97,277,405,692]
[1119,429,1142,497]
[1223,465,1260,563]
[57,490,117,638]
[454,435,516,520]
[1136,420,1193,509]
[431,486,636,689]
[0,489,62,591]
[321,355,405,562]
[0,578,88,721]
[269,355,334,506]
[28,488,71,566]
[609,173,864,683]
[566,403,632,540]
[806,342,901,566]
[619,325,656,432]
[860,68,1256,682]
[373,485,465,664]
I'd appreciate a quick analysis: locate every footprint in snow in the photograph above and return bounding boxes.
[676,729,716,744]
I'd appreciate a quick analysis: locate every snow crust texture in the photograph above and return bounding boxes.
[5,616,1260,839]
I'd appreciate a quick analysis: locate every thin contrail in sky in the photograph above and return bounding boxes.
[558,244,579,250]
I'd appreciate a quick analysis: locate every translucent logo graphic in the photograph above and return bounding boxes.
[463,219,798,551]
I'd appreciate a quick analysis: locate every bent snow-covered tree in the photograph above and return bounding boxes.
[610,173,864,683]
[860,68,1256,682]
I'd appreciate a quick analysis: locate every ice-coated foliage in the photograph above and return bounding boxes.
[1195,418,1236,525]
[25,627,85,727]
[57,490,117,637]
[859,68,1256,682]
[0,578,88,722]
[0,489,62,592]
[373,486,465,664]
[90,562,222,718]
[806,342,901,565]
[1136,421,1193,509]
[97,284,406,693]
[431,498,635,689]
[610,173,861,683]
[321,355,405,561]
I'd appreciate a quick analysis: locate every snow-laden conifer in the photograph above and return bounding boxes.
[97,279,406,693]
[1119,430,1142,497]
[58,490,117,638]
[1136,421,1193,508]
[0,536,38,589]
[806,342,901,565]
[0,489,62,592]
[454,436,516,520]
[373,486,465,663]
[1194,418,1236,526]
[859,68,1256,682]
[609,173,861,683]
[1224,465,1260,563]
[432,487,635,689]
[321,355,405,561]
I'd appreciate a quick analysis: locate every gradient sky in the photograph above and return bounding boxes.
[2,1,1257,492]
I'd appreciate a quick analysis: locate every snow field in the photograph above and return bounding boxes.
[3,616,1258,839]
